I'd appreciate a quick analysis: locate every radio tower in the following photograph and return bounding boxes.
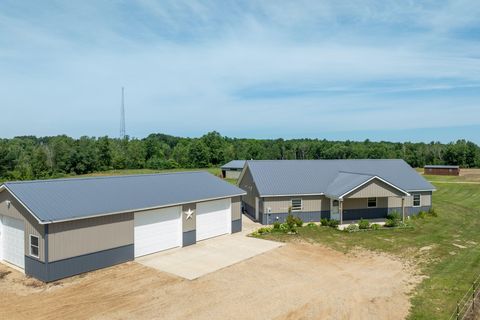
[120,87,126,139]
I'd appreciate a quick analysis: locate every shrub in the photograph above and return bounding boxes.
[328,219,339,229]
[358,219,370,230]
[387,211,401,221]
[273,222,281,230]
[294,216,304,227]
[307,222,317,227]
[427,207,438,217]
[384,218,397,228]
[321,218,329,226]
[417,211,427,219]
[371,223,380,230]
[257,227,272,234]
[280,223,289,232]
[346,224,359,233]
[286,214,297,230]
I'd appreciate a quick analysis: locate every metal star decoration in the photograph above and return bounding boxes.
[184,208,194,220]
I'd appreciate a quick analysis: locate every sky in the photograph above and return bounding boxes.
[1,1,480,143]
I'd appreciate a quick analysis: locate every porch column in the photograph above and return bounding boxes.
[401,197,405,222]
[339,200,343,225]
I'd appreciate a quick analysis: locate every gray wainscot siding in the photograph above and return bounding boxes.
[26,245,134,282]
[182,203,196,246]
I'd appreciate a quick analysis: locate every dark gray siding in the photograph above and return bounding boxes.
[342,208,388,221]
[183,230,196,247]
[25,244,134,282]
[232,219,242,233]
[261,211,330,225]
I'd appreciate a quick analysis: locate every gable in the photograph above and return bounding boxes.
[343,178,406,199]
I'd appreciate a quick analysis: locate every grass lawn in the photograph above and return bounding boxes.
[259,173,480,319]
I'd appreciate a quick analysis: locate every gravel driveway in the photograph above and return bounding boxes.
[0,241,417,320]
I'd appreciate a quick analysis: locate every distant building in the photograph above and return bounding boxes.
[221,160,246,179]
[424,165,460,176]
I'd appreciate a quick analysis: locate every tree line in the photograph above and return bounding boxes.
[0,131,479,181]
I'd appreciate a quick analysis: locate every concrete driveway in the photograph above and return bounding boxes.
[136,216,282,280]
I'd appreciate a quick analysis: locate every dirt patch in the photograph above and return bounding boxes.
[0,243,420,320]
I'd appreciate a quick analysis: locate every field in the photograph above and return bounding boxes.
[260,169,480,319]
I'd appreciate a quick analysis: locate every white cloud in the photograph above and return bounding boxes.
[0,0,479,140]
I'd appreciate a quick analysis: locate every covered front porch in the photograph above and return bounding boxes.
[327,175,410,225]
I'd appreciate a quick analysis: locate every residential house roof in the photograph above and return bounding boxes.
[244,159,435,198]
[1,171,246,224]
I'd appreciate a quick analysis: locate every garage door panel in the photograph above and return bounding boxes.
[196,199,231,241]
[134,206,181,258]
[1,215,25,269]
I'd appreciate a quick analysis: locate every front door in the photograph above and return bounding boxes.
[330,200,340,221]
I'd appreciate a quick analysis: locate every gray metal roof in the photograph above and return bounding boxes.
[221,160,246,170]
[245,159,435,197]
[2,171,246,224]
[424,165,460,169]
[325,172,374,198]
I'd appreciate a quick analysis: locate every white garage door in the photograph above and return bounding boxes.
[196,198,231,241]
[134,206,182,258]
[1,215,25,269]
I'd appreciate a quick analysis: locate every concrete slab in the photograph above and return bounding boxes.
[136,216,282,280]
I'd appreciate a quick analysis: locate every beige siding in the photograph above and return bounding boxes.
[238,166,259,210]
[343,197,388,210]
[388,197,403,207]
[345,180,405,199]
[182,203,196,232]
[263,195,327,214]
[405,191,432,207]
[48,213,133,262]
[231,196,241,220]
[0,190,45,263]
[225,170,241,179]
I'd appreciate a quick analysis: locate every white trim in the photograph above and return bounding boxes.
[412,194,421,207]
[1,185,44,224]
[408,189,436,192]
[339,176,410,199]
[29,234,39,259]
[261,193,325,197]
[39,193,245,225]
[291,198,303,212]
[367,197,377,208]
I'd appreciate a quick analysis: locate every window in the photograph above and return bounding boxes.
[29,235,39,258]
[367,197,377,208]
[291,199,302,212]
[413,194,421,207]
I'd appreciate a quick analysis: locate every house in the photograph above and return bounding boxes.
[238,160,435,225]
[424,165,460,176]
[221,160,246,179]
[0,171,245,282]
